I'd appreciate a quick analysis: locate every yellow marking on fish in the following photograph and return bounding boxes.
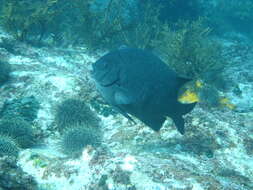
[178,89,199,104]
[195,80,203,88]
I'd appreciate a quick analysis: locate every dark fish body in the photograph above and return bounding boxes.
[92,48,195,134]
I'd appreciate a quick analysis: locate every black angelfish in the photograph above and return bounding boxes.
[91,48,195,134]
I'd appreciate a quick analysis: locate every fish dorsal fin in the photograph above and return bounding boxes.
[118,45,128,50]
[177,76,192,87]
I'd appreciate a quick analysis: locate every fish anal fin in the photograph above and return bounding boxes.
[171,115,185,135]
[113,106,136,124]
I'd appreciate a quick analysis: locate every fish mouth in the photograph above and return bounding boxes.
[92,68,120,87]
[92,62,121,87]
[101,77,119,87]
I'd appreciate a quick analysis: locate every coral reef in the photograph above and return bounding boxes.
[243,137,253,156]
[90,98,118,117]
[0,135,19,157]
[0,58,11,86]
[0,156,38,190]
[2,33,251,190]
[0,117,36,148]
[111,166,131,185]
[0,96,40,123]
[60,126,101,157]
[0,3,252,189]
[55,98,100,132]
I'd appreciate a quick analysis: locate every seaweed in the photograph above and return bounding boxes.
[0,0,164,49]
[0,0,135,48]
[0,0,95,45]
[80,0,137,50]
[1,0,61,42]
[154,19,226,80]
[120,1,164,49]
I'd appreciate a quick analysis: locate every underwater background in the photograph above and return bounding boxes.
[0,0,253,189]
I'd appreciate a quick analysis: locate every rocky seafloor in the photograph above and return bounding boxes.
[0,30,252,190]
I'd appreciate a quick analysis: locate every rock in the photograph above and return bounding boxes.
[0,156,38,190]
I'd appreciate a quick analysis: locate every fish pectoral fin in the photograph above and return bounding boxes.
[114,106,136,124]
[171,115,185,135]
